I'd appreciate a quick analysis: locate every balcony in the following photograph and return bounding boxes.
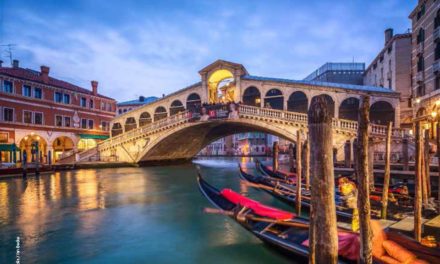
[416,71,425,83]
[433,60,440,73]
[434,27,440,41]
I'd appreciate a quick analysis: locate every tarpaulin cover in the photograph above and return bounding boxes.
[220,189,295,220]
[302,232,360,261]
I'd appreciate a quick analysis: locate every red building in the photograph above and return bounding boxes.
[0,60,116,165]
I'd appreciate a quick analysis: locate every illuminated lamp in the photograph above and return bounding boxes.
[409,129,413,135]
[432,111,437,118]
[415,98,421,104]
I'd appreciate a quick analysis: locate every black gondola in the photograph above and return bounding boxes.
[197,172,357,264]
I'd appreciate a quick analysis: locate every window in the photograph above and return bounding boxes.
[88,119,94,129]
[3,80,13,93]
[34,113,43,125]
[63,94,70,104]
[417,4,425,20]
[417,85,426,97]
[101,102,105,110]
[23,85,31,97]
[81,119,87,129]
[34,88,42,99]
[118,109,122,114]
[55,92,63,103]
[435,10,440,29]
[64,116,71,127]
[80,97,87,107]
[23,111,32,124]
[90,99,94,109]
[417,56,424,72]
[436,43,440,61]
[417,28,425,44]
[3,108,13,121]
[101,121,108,131]
[55,115,63,127]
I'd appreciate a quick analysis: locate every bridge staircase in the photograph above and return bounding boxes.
[56,147,99,164]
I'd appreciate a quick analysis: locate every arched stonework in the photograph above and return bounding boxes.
[370,101,395,125]
[339,97,360,121]
[154,106,168,121]
[111,123,123,137]
[242,86,261,107]
[170,100,185,116]
[264,88,284,110]
[186,93,201,110]
[311,94,335,117]
[125,117,137,132]
[287,91,308,113]
[139,112,152,127]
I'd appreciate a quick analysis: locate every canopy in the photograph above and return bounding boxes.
[79,134,109,140]
[0,144,20,151]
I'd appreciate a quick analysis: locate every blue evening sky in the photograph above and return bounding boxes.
[0,0,416,102]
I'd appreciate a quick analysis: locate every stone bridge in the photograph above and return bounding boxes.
[99,60,407,164]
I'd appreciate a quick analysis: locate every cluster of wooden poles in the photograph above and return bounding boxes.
[270,95,436,264]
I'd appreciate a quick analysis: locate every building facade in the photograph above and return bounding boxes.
[304,62,365,85]
[0,60,116,164]
[364,29,412,126]
[116,96,158,116]
[410,0,440,124]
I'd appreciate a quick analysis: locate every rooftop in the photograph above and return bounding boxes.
[117,96,159,106]
[304,62,365,81]
[242,75,397,94]
[0,64,115,100]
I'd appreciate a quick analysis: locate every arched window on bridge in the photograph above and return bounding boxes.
[139,112,152,127]
[111,123,123,137]
[186,93,201,111]
[154,106,168,121]
[125,117,137,132]
[264,89,284,110]
[287,91,308,113]
[370,101,394,125]
[311,94,335,117]
[242,86,261,107]
[339,97,359,121]
[170,100,185,116]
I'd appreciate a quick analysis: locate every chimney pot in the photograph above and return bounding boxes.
[12,59,19,68]
[385,28,394,45]
[91,80,98,95]
[40,65,50,83]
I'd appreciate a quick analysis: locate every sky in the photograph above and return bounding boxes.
[0,0,417,102]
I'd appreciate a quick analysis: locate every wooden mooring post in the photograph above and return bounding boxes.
[381,122,392,219]
[344,140,351,168]
[357,96,372,264]
[414,121,423,242]
[402,137,409,171]
[273,141,279,172]
[368,137,375,191]
[296,130,302,215]
[289,143,295,173]
[437,121,440,210]
[423,129,431,201]
[303,140,310,190]
[308,96,338,264]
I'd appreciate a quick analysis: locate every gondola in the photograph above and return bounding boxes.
[197,172,440,264]
[197,173,357,263]
[239,164,355,223]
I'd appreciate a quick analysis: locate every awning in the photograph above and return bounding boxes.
[0,144,20,151]
[79,134,109,140]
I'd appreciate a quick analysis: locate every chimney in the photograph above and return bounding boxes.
[384,28,394,45]
[40,65,50,84]
[12,59,19,68]
[0,60,3,67]
[139,96,145,102]
[91,80,98,95]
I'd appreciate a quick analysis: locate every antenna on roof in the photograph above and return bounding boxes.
[0,44,17,66]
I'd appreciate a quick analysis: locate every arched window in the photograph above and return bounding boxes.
[139,112,152,126]
[170,100,185,115]
[242,86,261,107]
[287,91,308,113]
[111,123,123,137]
[186,93,201,110]
[154,106,167,121]
[417,28,425,44]
[339,97,359,121]
[370,101,394,125]
[124,117,137,132]
[417,56,425,72]
[311,94,335,117]
[264,89,283,110]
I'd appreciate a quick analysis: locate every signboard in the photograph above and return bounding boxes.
[0,132,9,143]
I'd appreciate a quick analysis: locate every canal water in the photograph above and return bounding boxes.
[0,157,300,264]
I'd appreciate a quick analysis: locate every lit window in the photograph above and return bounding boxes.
[55,115,63,127]
[23,111,32,124]
[3,108,13,121]
[34,113,43,125]
[88,119,94,129]
[63,94,70,104]
[64,116,71,127]
[3,80,13,93]
[34,88,42,99]
[55,92,63,103]
[23,85,31,97]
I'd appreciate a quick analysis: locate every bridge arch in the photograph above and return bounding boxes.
[287,91,308,113]
[339,97,360,121]
[170,100,185,116]
[125,117,137,132]
[154,106,168,121]
[370,101,395,125]
[264,88,284,110]
[311,94,335,117]
[111,123,123,137]
[186,93,201,110]
[242,86,261,107]
[139,112,152,127]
